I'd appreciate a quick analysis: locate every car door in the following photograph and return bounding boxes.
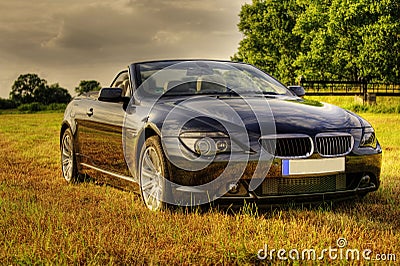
[76,71,131,178]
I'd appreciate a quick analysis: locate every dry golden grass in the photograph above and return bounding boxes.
[0,112,399,264]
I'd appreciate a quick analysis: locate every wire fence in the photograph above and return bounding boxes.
[300,80,400,96]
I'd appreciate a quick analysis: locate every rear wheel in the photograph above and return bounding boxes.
[61,128,80,183]
[139,136,169,211]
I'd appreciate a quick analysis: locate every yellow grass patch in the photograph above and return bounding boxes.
[0,113,398,264]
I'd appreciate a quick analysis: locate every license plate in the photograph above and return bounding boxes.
[282,157,345,176]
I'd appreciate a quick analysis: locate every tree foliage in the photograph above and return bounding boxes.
[75,80,101,95]
[233,0,304,84]
[9,73,72,106]
[34,83,71,105]
[234,0,400,83]
[10,74,47,105]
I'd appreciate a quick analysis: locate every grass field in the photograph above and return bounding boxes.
[0,108,399,264]
[306,95,400,113]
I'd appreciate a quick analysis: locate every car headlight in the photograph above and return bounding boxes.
[179,132,239,156]
[360,128,377,148]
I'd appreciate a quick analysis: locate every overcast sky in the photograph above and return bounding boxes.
[0,0,250,98]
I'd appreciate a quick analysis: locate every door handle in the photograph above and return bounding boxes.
[86,108,94,117]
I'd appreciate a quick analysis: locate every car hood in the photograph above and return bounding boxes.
[150,96,363,136]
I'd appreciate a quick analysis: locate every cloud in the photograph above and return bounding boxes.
[42,0,240,52]
[0,0,248,97]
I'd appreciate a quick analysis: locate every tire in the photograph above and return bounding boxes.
[139,136,169,211]
[61,128,80,183]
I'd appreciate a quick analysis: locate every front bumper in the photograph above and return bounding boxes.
[213,183,377,207]
[166,152,382,205]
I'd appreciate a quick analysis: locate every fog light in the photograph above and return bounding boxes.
[359,175,371,188]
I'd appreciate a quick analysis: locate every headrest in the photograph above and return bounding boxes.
[163,81,196,94]
[196,75,227,92]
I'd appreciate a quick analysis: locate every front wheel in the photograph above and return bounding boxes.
[61,128,80,183]
[139,136,169,211]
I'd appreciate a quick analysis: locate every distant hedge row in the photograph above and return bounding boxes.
[0,98,17,109]
[347,103,400,114]
[0,73,101,113]
[17,102,67,113]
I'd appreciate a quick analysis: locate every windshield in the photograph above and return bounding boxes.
[135,60,291,98]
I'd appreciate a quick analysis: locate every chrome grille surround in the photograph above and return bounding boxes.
[259,134,314,159]
[315,132,354,157]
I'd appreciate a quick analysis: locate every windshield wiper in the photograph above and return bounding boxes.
[234,90,281,97]
[161,89,282,98]
[261,91,279,95]
[195,88,240,96]
[161,90,238,98]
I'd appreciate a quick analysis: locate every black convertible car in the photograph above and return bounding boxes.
[61,60,382,210]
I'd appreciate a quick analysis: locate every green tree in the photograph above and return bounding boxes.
[232,0,305,84]
[295,0,400,81]
[357,0,400,82]
[75,80,101,95]
[10,74,47,105]
[10,74,72,106]
[291,0,333,80]
[234,0,400,83]
[34,83,71,105]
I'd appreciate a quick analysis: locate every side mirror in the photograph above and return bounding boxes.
[98,87,123,102]
[288,86,305,97]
